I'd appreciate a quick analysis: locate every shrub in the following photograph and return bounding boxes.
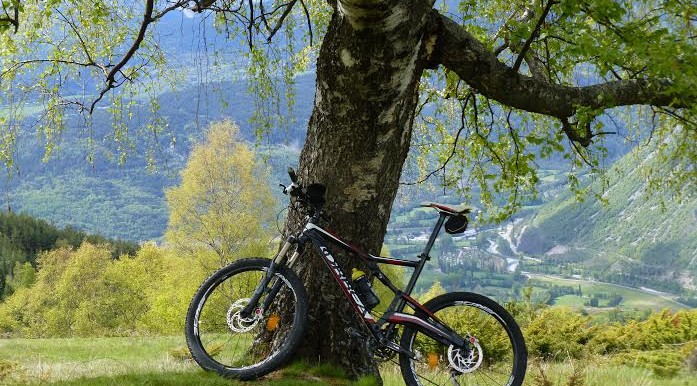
[524,307,594,360]
[613,349,683,378]
[0,243,209,337]
[0,360,18,382]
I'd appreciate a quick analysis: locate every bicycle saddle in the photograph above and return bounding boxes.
[420,202,473,215]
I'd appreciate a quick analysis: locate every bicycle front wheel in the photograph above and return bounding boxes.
[399,292,527,386]
[185,258,308,380]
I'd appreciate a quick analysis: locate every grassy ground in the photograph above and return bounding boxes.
[526,360,697,386]
[1,337,695,385]
[0,336,195,385]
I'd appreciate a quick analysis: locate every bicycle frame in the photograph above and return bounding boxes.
[276,212,468,351]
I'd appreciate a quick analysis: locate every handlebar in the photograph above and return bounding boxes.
[281,167,326,216]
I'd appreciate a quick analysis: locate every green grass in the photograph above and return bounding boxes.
[553,294,588,308]
[526,360,697,386]
[1,337,696,385]
[9,372,239,386]
[0,336,377,385]
[0,336,195,385]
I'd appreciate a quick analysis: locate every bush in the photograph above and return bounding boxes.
[524,307,594,360]
[590,309,697,355]
[0,243,209,337]
[613,349,683,377]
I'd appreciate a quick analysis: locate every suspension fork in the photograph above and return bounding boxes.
[239,239,296,318]
[259,247,303,312]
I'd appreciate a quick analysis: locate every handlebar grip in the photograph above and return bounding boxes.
[288,167,298,183]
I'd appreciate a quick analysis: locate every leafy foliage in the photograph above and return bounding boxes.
[403,0,697,221]
[0,243,210,337]
[612,349,684,378]
[524,307,594,360]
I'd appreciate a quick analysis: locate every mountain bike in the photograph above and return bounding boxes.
[185,167,527,386]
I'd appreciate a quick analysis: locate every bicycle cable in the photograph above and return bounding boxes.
[275,206,289,237]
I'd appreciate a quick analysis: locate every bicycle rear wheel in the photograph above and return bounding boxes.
[399,292,527,386]
[185,258,308,380]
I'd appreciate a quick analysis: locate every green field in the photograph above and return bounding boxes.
[529,274,688,311]
[1,337,696,385]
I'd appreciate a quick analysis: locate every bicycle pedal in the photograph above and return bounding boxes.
[345,327,368,339]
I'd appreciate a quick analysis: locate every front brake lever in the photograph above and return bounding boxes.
[279,183,288,195]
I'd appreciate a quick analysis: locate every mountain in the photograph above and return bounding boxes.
[516,146,697,292]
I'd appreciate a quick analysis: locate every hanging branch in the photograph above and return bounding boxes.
[512,0,558,74]
[0,1,19,33]
[6,0,311,115]
[55,9,108,77]
[505,110,521,205]
[403,92,474,185]
[90,0,156,113]
[247,0,255,48]
[472,94,506,172]
[299,0,313,46]
[265,0,299,42]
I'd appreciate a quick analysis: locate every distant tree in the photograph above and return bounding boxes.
[164,120,276,267]
[607,294,623,307]
[589,296,599,307]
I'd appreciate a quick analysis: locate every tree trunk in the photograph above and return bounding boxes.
[282,2,435,380]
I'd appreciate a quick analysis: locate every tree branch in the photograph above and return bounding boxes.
[511,0,557,73]
[1,59,102,78]
[0,1,19,33]
[90,0,155,113]
[265,0,298,43]
[402,92,473,186]
[435,11,692,120]
[55,9,109,76]
[299,0,313,46]
[152,1,190,21]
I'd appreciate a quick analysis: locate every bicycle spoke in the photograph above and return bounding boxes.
[475,369,504,386]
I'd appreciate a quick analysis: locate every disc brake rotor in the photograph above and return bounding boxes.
[226,298,260,332]
[447,337,483,374]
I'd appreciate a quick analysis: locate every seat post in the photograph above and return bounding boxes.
[401,212,448,298]
[421,212,448,257]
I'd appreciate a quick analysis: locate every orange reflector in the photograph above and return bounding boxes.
[427,353,439,370]
[266,314,280,331]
